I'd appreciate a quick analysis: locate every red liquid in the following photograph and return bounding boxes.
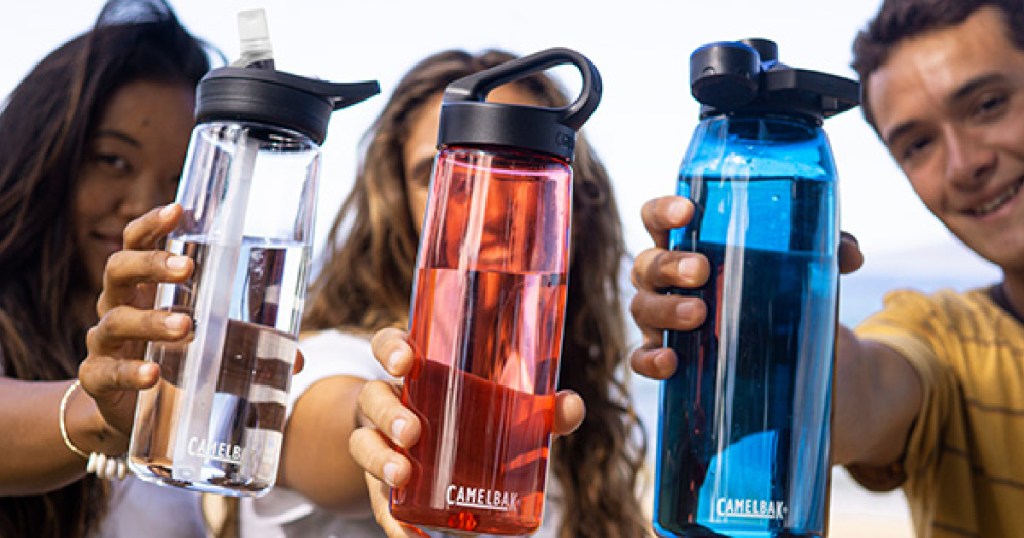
[393,148,572,535]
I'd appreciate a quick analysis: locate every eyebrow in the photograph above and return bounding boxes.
[883,73,1007,147]
[94,129,140,148]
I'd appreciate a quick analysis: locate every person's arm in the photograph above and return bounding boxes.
[627,195,924,469]
[0,206,190,496]
[832,326,922,466]
[0,378,123,495]
[275,374,375,516]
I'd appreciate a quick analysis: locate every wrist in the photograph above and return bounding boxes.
[64,381,128,456]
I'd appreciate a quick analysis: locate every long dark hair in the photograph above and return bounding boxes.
[304,49,649,537]
[0,1,211,536]
[852,0,1024,129]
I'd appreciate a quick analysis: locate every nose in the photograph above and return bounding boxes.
[944,126,996,189]
[117,173,166,219]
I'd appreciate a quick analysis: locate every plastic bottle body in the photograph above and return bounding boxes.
[391,146,572,535]
[654,114,839,537]
[128,121,320,497]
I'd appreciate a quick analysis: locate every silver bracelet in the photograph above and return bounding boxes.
[60,380,129,480]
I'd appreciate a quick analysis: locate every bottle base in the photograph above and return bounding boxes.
[654,522,823,538]
[391,505,540,536]
[129,460,272,498]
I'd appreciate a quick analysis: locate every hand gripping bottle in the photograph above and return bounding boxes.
[390,47,601,535]
[127,10,379,497]
[654,39,859,537]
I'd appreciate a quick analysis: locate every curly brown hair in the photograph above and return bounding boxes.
[304,49,649,537]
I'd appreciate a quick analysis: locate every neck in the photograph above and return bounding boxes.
[999,274,1024,320]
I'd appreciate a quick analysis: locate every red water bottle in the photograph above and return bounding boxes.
[390,48,602,535]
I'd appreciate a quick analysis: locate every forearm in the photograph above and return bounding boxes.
[277,375,373,516]
[0,378,123,495]
[832,325,923,467]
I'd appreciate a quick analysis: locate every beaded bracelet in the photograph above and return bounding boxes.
[59,380,128,480]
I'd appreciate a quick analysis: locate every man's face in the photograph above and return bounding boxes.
[868,6,1024,271]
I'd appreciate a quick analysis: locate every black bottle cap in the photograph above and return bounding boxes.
[195,67,380,145]
[690,38,859,122]
[437,47,602,162]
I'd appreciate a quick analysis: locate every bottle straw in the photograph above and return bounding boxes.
[172,131,258,482]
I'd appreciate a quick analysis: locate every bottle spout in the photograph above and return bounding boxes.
[233,8,275,69]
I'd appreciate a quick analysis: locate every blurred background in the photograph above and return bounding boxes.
[3,1,1004,535]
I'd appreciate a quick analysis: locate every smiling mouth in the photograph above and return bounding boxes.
[968,177,1024,216]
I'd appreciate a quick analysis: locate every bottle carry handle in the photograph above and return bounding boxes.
[443,47,602,131]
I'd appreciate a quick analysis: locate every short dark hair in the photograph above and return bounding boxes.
[851,0,1024,129]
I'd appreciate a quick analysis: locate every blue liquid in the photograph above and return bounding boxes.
[654,176,838,538]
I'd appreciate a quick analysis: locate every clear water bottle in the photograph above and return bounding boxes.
[127,12,379,497]
[390,48,601,535]
[654,39,858,537]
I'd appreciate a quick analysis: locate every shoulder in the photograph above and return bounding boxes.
[299,328,373,356]
[287,329,390,407]
[860,287,1002,334]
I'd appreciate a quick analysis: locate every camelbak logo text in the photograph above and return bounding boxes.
[446,485,519,512]
[187,437,245,464]
[716,498,787,520]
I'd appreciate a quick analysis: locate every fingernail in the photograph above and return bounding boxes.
[667,199,688,223]
[678,257,699,277]
[383,462,399,487]
[391,418,407,442]
[165,313,188,331]
[159,204,175,219]
[387,351,404,372]
[675,301,694,320]
[139,362,160,379]
[166,256,188,271]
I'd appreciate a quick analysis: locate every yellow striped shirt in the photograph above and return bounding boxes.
[847,288,1024,537]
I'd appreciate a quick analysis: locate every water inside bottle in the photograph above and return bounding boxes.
[392,267,565,535]
[654,176,836,538]
[129,236,307,496]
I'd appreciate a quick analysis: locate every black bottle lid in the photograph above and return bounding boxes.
[690,38,859,122]
[437,47,602,162]
[195,67,380,145]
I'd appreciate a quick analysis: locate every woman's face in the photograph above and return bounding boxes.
[74,79,195,292]
[401,85,540,234]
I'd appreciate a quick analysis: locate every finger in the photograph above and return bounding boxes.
[629,290,707,333]
[630,347,679,380]
[79,355,161,398]
[292,350,305,375]
[122,204,182,251]
[630,247,709,292]
[349,427,412,488]
[98,250,193,315]
[87,308,192,356]
[365,472,427,538]
[370,328,415,377]
[552,390,585,436]
[640,196,694,249]
[356,380,421,449]
[839,231,864,274]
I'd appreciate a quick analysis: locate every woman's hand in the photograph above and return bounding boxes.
[79,204,193,436]
[349,327,586,537]
[627,195,865,382]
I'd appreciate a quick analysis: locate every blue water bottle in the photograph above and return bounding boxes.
[654,39,859,537]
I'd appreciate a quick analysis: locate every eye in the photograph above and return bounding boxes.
[91,153,132,176]
[900,135,933,163]
[971,93,1008,121]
